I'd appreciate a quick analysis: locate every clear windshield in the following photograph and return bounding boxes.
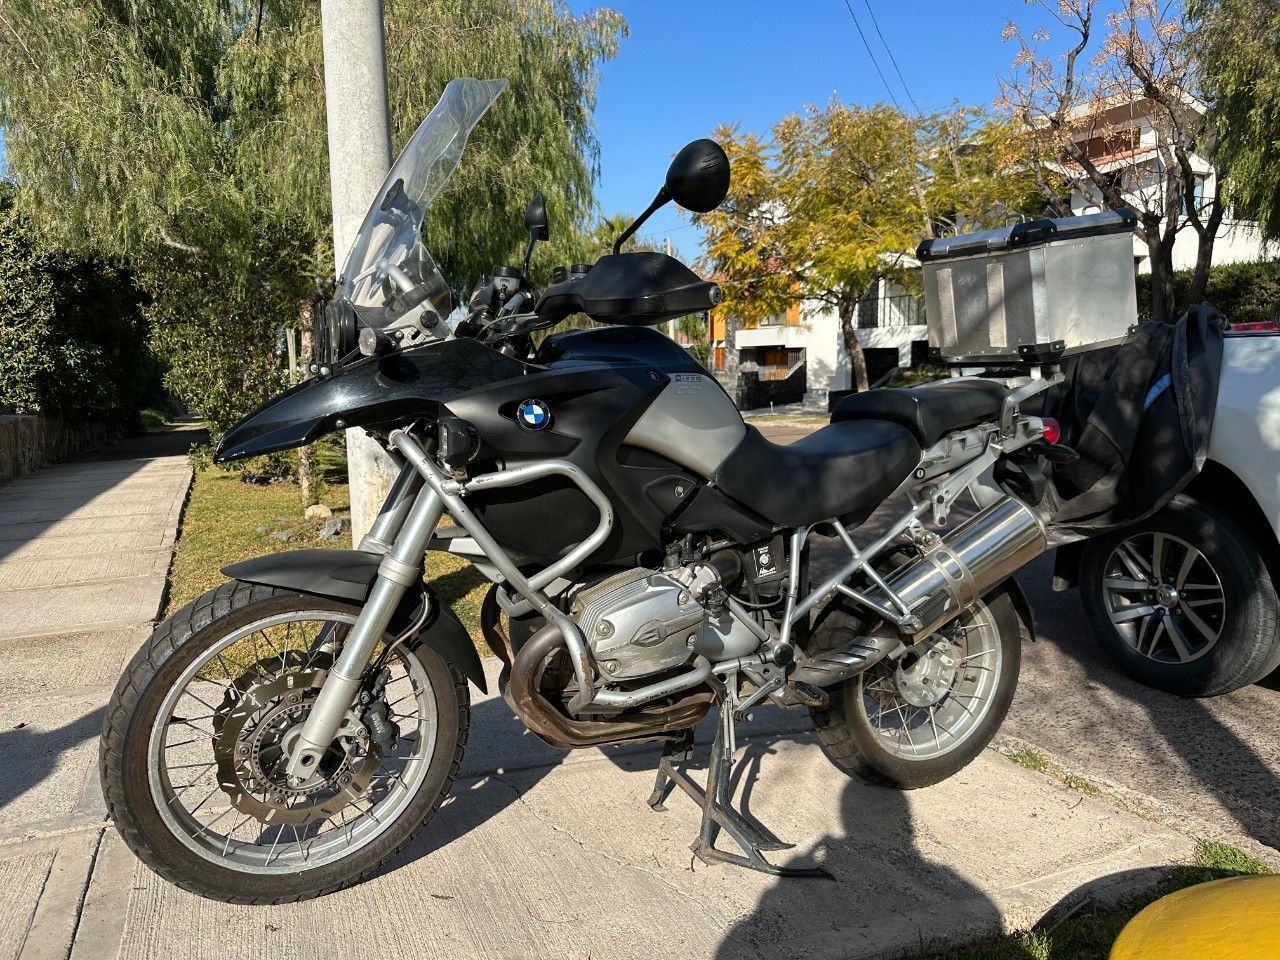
[339,78,507,315]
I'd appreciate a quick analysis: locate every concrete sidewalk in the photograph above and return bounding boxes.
[0,427,199,959]
[0,425,1208,960]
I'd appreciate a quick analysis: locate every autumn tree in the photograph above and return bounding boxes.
[1000,0,1220,322]
[696,103,1036,392]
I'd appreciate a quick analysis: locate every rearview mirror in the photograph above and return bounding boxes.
[665,139,730,213]
[612,139,731,254]
[524,193,549,241]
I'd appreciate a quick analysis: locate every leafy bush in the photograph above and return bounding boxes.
[1137,258,1280,324]
[0,187,164,427]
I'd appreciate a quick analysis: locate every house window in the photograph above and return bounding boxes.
[1185,174,1209,217]
[712,346,726,371]
[785,302,801,326]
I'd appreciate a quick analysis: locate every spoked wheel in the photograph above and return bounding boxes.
[810,588,1021,789]
[101,582,468,903]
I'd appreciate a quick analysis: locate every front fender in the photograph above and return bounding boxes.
[222,549,487,692]
[214,338,529,463]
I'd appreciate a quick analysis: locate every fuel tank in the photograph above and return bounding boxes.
[451,327,742,566]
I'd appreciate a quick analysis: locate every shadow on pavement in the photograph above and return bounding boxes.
[1014,555,1280,853]
[0,424,206,565]
[0,706,105,810]
[711,757,999,960]
[394,692,1002,959]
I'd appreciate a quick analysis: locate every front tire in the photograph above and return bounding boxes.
[100,581,469,903]
[809,587,1022,789]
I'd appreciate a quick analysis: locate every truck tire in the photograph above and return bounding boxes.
[1080,496,1280,696]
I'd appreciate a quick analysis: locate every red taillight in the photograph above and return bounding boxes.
[1230,320,1280,333]
[1042,417,1062,445]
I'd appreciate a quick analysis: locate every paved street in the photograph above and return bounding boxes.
[0,421,1272,960]
[1009,554,1280,858]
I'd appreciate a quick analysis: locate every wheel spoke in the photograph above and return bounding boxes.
[1174,546,1200,591]
[1144,618,1167,657]
[1179,603,1220,643]
[1110,603,1158,624]
[1164,615,1197,662]
[1116,541,1152,581]
[1104,576,1148,592]
[1151,534,1166,580]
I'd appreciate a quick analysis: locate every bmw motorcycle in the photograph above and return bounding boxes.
[101,78,1062,902]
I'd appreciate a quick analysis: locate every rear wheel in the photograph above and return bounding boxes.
[809,588,1021,789]
[100,581,468,903]
[1079,497,1280,696]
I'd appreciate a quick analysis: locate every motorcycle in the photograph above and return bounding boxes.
[100,77,1062,903]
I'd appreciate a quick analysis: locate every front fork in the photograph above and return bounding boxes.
[284,457,440,782]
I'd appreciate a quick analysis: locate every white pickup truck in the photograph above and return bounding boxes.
[1073,324,1280,696]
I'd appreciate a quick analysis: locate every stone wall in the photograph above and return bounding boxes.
[0,416,110,483]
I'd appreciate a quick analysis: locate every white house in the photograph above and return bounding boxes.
[719,279,926,410]
[1063,95,1267,272]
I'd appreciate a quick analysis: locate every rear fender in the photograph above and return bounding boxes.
[986,575,1036,642]
[222,549,486,692]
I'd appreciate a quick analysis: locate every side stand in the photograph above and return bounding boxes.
[646,700,830,878]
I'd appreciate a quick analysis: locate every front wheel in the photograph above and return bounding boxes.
[100,581,469,904]
[809,588,1021,789]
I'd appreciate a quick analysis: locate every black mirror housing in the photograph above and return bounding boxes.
[524,193,549,241]
[665,139,730,213]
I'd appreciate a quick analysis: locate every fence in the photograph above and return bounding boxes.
[857,293,925,329]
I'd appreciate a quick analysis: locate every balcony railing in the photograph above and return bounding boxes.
[857,293,925,329]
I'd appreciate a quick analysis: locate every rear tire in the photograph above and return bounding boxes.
[809,587,1022,789]
[1079,497,1280,696]
[100,581,469,903]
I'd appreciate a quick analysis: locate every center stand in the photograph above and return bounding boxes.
[646,685,830,878]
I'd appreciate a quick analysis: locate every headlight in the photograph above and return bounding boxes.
[316,299,358,371]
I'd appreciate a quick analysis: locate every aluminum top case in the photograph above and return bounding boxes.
[917,209,1139,366]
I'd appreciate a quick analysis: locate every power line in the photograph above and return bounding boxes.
[840,0,901,110]
[860,0,922,114]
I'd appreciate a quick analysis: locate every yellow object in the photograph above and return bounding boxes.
[1111,875,1280,960]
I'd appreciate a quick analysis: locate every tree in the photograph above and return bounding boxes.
[695,104,1037,392]
[999,0,1221,322]
[0,186,162,429]
[0,0,625,436]
[1191,0,1280,239]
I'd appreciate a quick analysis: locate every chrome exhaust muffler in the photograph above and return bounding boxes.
[879,496,1047,638]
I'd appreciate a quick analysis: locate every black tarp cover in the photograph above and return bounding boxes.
[1040,305,1226,543]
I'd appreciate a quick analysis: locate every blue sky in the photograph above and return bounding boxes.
[568,0,1071,258]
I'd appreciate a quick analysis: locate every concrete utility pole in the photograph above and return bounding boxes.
[320,0,397,544]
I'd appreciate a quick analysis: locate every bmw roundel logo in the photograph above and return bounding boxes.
[517,398,552,431]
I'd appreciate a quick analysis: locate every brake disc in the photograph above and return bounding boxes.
[211,662,383,828]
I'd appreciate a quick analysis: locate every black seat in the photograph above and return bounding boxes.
[713,421,922,528]
[831,379,1009,447]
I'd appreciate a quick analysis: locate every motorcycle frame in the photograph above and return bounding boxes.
[284,374,1060,778]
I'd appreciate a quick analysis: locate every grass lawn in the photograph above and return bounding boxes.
[166,466,490,648]
[933,834,1272,959]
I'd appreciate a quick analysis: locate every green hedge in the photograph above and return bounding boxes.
[1137,259,1280,325]
[0,186,164,429]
